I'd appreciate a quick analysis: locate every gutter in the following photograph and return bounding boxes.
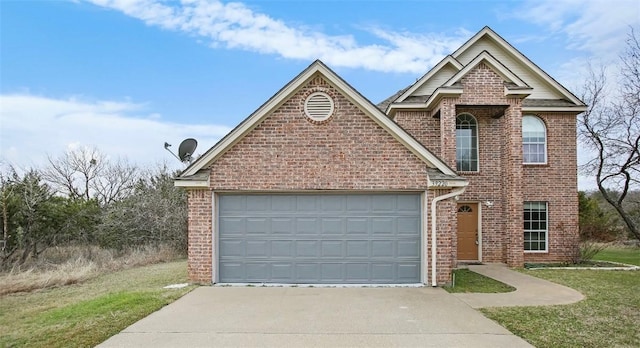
[430,187,466,287]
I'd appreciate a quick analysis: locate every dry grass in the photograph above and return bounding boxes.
[0,245,182,296]
[0,260,194,347]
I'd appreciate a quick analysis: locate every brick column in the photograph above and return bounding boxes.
[439,98,457,168]
[502,99,524,267]
[187,189,213,283]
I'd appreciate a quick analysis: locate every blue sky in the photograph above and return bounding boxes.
[1,0,638,188]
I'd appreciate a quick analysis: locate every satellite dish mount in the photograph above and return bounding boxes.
[164,138,198,164]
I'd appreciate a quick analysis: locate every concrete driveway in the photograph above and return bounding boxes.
[98,286,532,347]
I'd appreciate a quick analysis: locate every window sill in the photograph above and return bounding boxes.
[524,250,549,253]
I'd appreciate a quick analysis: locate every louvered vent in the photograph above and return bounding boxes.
[304,92,334,121]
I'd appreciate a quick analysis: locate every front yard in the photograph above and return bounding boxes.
[482,247,640,348]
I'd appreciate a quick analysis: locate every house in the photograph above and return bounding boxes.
[175,27,586,286]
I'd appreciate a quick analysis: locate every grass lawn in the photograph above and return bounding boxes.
[482,247,640,348]
[444,269,515,293]
[593,246,640,266]
[0,260,195,348]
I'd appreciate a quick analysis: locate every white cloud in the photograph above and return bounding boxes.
[516,0,638,61]
[0,94,231,171]
[84,0,469,74]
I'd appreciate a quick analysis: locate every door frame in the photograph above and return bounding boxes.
[456,201,482,262]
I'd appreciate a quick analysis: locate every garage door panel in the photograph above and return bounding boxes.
[295,240,319,257]
[246,218,269,235]
[397,195,421,212]
[220,240,244,257]
[296,263,319,281]
[321,241,343,257]
[346,218,368,235]
[271,240,293,257]
[372,195,395,212]
[398,216,420,234]
[219,217,244,235]
[321,218,343,234]
[246,240,268,257]
[371,240,394,257]
[219,262,244,282]
[346,240,369,257]
[246,263,269,280]
[271,263,293,280]
[397,263,420,281]
[296,217,318,234]
[371,263,394,281]
[219,194,421,284]
[246,196,269,211]
[321,196,344,212]
[345,263,369,280]
[372,217,394,234]
[397,240,420,258]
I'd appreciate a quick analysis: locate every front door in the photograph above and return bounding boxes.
[457,203,479,261]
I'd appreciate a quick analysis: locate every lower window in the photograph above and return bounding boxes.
[524,201,547,252]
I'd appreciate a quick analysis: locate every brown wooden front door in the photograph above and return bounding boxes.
[457,203,479,261]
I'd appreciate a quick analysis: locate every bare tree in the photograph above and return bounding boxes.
[580,27,640,240]
[43,147,104,201]
[43,147,139,206]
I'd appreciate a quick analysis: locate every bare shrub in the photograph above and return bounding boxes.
[0,244,183,296]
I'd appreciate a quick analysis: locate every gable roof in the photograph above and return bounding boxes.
[384,26,586,115]
[177,60,464,186]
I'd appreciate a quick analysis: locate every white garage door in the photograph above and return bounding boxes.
[218,194,421,284]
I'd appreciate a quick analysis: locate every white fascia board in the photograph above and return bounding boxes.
[504,86,533,97]
[174,180,209,188]
[395,56,463,103]
[522,106,588,112]
[445,51,529,88]
[424,87,464,110]
[453,27,585,106]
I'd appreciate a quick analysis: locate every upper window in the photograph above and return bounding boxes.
[456,113,478,172]
[524,201,548,252]
[522,116,547,164]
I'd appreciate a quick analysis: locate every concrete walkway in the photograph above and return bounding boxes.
[452,263,585,308]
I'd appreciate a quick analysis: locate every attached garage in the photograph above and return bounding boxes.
[176,61,468,286]
[217,194,422,284]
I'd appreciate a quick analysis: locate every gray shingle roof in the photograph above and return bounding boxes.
[522,99,577,107]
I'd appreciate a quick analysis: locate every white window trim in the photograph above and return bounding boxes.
[524,201,548,253]
[456,113,480,172]
[523,115,548,165]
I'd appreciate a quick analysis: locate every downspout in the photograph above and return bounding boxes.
[431,187,466,287]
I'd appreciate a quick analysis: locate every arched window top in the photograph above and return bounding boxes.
[456,113,477,126]
[458,205,473,213]
[522,115,547,164]
[456,113,478,172]
[523,115,545,133]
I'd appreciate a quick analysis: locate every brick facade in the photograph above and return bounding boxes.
[209,75,429,191]
[395,63,580,269]
[183,39,581,286]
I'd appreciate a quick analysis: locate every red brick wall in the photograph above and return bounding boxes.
[187,189,212,283]
[522,113,579,262]
[396,63,579,267]
[210,74,429,190]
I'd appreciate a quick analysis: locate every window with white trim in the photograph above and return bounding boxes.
[523,115,547,164]
[524,201,548,252]
[456,113,478,171]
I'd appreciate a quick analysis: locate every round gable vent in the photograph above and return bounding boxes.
[304,92,334,122]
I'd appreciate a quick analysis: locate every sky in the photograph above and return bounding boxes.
[1,0,638,189]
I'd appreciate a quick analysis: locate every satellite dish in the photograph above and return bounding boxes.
[178,138,198,163]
